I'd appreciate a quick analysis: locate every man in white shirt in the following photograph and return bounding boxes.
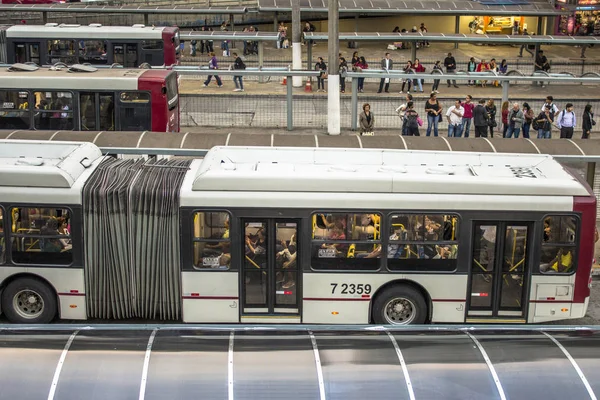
[395,93,413,135]
[557,103,576,139]
[446,99,464,137]
[541,95,559,115]
[378,53,394,93]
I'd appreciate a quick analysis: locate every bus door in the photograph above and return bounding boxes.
[467,222,531,322]
[14,43,40,65]
[113,43,138,67]
[79,92,115,131]
[242,219,300,320]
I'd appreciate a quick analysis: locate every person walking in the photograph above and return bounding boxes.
[315,57,327,92]
[460,95,474,137]
[339,57,348,93]
[446,99,464,137]
[203,52,223,88]
[444,52,458,88]
[485,99,497,138]
[582,104,594,139]
[400,60,413,94]
[473,99,490,138]
[403,102,421,136]
[425,92,442,137]
[505,102,524,138]
[518,28,534,57]
[557,103,576,139]
[378,53,393,93]
[501,100,509,137]
[359,103,375,135]
[232,52,246,92]
[535,105,554,139]
[431,60,442,93]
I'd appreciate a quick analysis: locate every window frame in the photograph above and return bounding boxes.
[0,89,32,130]
[310,211,383,272]
[8,206,74,267]
[33,90,75,131]
[191,210,232,271]
[386,212,461,273]
[539,213,580,275]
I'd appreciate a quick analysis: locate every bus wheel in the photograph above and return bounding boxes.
[373,285,427,325]
[2,278,57,324]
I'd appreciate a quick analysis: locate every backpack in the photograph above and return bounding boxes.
[405,112,418,129]
[236,58,246,70]
[559,109,574,126]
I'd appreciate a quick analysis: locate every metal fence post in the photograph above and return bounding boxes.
[287,74,293,131]
[258,42,264,83]
[307,43,312,71]
[501,80,509,106]
[351,77,358,131]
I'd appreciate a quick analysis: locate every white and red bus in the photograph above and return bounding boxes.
[0,144,595,324]
[0,23,180,67]
[0,64,179,132]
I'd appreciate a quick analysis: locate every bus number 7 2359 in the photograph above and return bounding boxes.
[331,283,372,295]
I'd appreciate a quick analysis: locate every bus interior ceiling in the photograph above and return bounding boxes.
[0,325,599,400]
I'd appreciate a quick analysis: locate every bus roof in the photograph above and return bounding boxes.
[0,66,165,90]
[0,139,102,189]
[190,147,589,197]
[6,24,169,39]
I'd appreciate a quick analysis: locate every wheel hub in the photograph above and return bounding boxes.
[13,289,44,320]
[384,297,416,325]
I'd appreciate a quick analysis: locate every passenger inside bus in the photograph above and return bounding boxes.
[193,212,231,269]
[540,247,573,273]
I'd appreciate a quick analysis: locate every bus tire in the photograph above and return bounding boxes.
[1,278,57,324]
[373,285,427,325]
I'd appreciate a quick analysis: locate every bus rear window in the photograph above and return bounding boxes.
[166,73,179,111]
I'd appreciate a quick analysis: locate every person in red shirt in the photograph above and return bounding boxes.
[476,59,489,87]
[460,95,475,137]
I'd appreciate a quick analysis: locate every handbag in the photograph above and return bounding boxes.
[488,119,497,128]
[417,116,423,127]
[438,114,443,123]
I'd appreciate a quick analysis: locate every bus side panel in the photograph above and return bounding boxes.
[573,194,596,303]
[138,71,168,132]
[162,28,178,66]
[302,273,468,324]
[528,273,577,322]
[0,266,86,320]
[181,271,239,323]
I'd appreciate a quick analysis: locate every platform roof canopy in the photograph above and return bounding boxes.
[257,0,568,16]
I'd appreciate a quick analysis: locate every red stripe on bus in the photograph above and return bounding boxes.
[58,292,86,297]
[182,296,239,300]
[432,299,466,302]
[303,297,371,302]
[530,300,573,303]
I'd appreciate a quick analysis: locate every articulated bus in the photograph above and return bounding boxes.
[0,64,179,132]
[0,23,180,67]
[0,142,595,324]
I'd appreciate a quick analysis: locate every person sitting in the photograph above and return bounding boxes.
[540,248,573,273]
[40,218,65,252]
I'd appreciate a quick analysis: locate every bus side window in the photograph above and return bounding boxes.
[119,92,151,131]
[540,216,577,274]
[192,211,231,270]
[0,90,31,130]
[10,207,73,265]
[388,213,459,272]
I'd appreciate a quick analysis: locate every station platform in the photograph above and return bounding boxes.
[2,325,599,400]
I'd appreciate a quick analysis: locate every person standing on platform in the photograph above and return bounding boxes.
[315,57,327,92]
[444,52,458,88]
[505,102,524,138]
[359,103,375,135]
[378,53,393,93]
[431,60,442,94]
[473,99,490,138]
[446,99,464,137]
[202,52,223,88]
[582,104,594,139]
[232,52,246,92]
[557,103,576,139]
[460,95,474,137]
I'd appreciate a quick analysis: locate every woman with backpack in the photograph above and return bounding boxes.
[404,101,422,136]
[232,52,246,92]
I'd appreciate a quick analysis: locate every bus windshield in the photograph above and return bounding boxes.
[166,72,179,111]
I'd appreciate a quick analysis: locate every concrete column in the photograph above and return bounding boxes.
[501,80,510,108]
[411,44,417,62]
[351,77,359,131]
[258,42,265,83]
[454,16,460,49]
[327,0,340,135]
[42,12,48,24]
[287,74,293,130]
[354,15,359,49]
[292,1,302,87]
[274,12,279,49]
[144,13,149,26]
[230,14,235,49]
